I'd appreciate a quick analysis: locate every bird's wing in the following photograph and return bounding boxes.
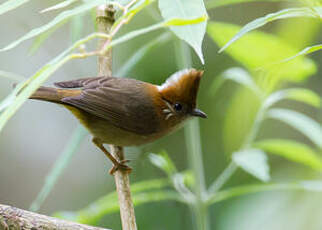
[54,76,105,88]
[58,77,159,135]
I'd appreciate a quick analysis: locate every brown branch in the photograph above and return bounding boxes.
[96,5,137,230]
[109,146,137,230]
[0,204,109,230]
[97,4,114,77]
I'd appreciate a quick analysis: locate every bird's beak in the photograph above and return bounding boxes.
[191,108,207,118]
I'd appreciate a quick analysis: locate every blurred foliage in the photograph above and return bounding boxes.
[0,0,321,230]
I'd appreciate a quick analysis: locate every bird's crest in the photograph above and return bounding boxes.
[158,69,204,104]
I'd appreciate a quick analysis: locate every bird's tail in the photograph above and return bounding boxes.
[30,86,81,103]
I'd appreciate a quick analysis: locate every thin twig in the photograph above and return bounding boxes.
[100,0,139,54]
[0,204,109,230]
[96,5,137,230]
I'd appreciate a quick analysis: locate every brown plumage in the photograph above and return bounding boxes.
[30,69,206,173]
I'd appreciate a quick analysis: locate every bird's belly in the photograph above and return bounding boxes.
[65,105,163,146]
[89,118,161,146]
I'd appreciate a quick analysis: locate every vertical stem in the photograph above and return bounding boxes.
[208,161,237,193]
[97,5,113,77]
[175,40,210,230]
[96,5,137,230]
[242,107,266,149]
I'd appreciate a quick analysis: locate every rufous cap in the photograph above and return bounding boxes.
[158,69,204,106]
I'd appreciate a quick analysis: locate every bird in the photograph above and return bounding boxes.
[30,68,207,174]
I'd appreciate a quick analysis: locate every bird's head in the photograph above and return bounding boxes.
[157,69,207,123]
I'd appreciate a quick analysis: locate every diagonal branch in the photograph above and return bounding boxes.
[0,204,109,230]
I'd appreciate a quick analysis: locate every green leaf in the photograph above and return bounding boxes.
[149,151,177,177]
[108,17,206,50]
[212,67,262,97]
[207,21,316,82]
[281,44,322,63]
[254,139,322,171]
[159,0,208,64]
[219,7,321,52]
[0,0,105,52]
[232,149,270,182]
[55,179,178,224]
[81,190,181,224]
[263,88,321,109]
[40,0,79,13]
[0,0,30,16]
[207,181,322,205]
[206,0,283,9]
[267,109,322,148]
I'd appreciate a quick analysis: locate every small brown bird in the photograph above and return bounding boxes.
[30,69,206,174]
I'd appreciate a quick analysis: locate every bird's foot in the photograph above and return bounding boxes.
[109,159,132,175]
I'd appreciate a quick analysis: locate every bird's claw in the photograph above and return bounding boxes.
[109,159,132,175]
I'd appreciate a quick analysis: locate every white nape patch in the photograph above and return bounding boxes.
[157,69,194,91]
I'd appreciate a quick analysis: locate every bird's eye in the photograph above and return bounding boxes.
[174,103,182,111]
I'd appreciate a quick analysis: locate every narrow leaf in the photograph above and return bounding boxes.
[0,0,30,16]
[219,7,320,52]
[232,149,270,182]
[108,17,204,49]
[55,179,175,224]
[77,190,181,224]
[207,181,322,204]
[267,109,322,148]
[263,88,321,109]
[212,67,262,96]
[40,0,79,13]
[281,44,322,63]
[149,151,177,177]
[0,0,105,52]
[159,0,208,64]
[206,0,284,9]
[254,139,322,171]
